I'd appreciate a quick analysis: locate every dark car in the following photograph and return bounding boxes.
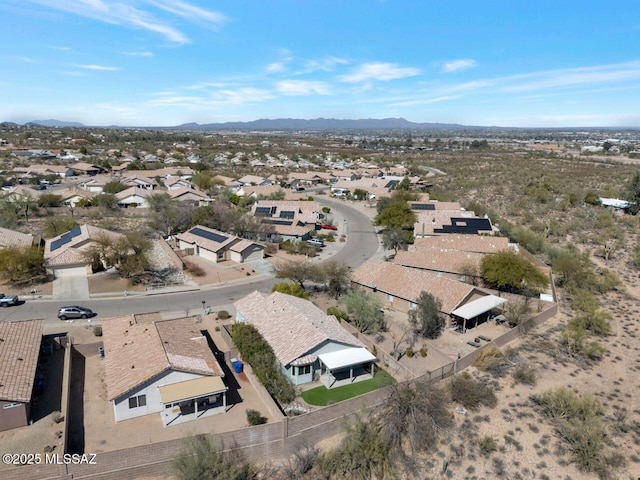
[58,306,95,320]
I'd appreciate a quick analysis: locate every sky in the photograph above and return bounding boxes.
[1,1,640,128]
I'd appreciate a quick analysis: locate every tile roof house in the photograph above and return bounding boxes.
[44,224,124,277]
[0,319,44,432]
[250,200,321,241]
[176,225,264,263]
[167,187,212,205]
[0,227,38,250]
[392,248,485,283]
[412,234,510,254]
[115,186,153,208]
[58,188,98,208]
[102,315,227,425]
[413,210,495,238]
[351,260,490,317]
[235,292,375,387]
[79,173,113,193]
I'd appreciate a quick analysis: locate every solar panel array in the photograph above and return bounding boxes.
[254,206,272,217]
[190,227,229,244]
[279,210,295,219]
[50,226,82,252]
[262,219,293,226]
[411,203,436,211]
[434,218,492,235]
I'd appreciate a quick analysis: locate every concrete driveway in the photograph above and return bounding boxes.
[53,273,90,301]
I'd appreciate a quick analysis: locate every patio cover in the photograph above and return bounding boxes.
[159,376,227,404]
[318,348,376,370]
[452,295,507,320]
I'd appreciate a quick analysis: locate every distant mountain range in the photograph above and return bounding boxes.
[11,117,477,131]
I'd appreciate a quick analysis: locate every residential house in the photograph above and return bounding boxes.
[351,261,504,331]
[79,173,113,193]
[168,187,212,206]
[177,225,264,263]
[13,164,74,178]
[331,177,399,199]
[412,234,510,254]
[235,175,272,187]
[44,224,124,277]
[116,186,152,208]
[234,292,376,388]
[71,162,104,176]
[0,319,44,432]
[120,174,157,190]
[392,248,485,283]
[413,209,494,238]
[234,185,284,198]
[59,188,97,208]
[0,227,39,250]
[165,178,193,191]
[102,315,227,425]
[250,200,320,241]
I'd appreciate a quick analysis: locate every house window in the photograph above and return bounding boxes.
[459,275,467,282]
[3,402,20,409]
[297,365,311,375]
[387,294,394,303]
[409,302,417,310]
[436,271,443,277]
[128,394,147,409]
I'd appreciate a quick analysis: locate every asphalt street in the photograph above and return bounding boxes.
[0,196,381,325]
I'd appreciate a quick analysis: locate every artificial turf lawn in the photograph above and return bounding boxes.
[301,369,396,406]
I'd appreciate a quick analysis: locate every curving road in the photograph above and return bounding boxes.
[0,196,380,325]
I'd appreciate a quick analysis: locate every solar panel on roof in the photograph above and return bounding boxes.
[411,203,436,211]
[434,218,492,235]
[50,226,83,251]
[262,219,293,226]
[279,210,295,219]
[190,227,228,243]
[255,206,272,217]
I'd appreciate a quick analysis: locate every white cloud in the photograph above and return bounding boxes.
[276,80,330,96]
[78,64,120,71]
[303,56,348,72]
[122,51,153,57]
[442,59,477,73]
[22,0,227,44]
[266,62,287,73]
[340,62,420,83]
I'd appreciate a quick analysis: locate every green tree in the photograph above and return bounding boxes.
[408,291,444,339]
[480,250,549,294]
[38,193,62,210]
[343,289,386,334]
[271,282,309,299]
[374,200,416,231]
[43,217,79,238]
[271,259,319,290]
[396,176,411,191]
[318,261,350,299]
[352,188,369,200]
[382,228,411,254]
[191,172,213,191]
[0,246,46,283]
[102,180,128,194]
[93,193,118,210]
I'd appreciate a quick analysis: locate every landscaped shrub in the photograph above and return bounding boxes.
[183,260,205,277]
[231,323,295,404]
[327,306,349,322]
[217,310,231,320]
[92,326,103,337]
[405,347,414,358]
[246,409,266,426]
[419,347,428,357]
[473,345,508,374]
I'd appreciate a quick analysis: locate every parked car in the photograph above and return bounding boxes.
[321,224,338,230]
[58,306,95,320]
[0,293,19,307]
[307,238,325,247]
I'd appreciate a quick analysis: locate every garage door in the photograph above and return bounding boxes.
[242,246,264,263]
[53,266,87,277]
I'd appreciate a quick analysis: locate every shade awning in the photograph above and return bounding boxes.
[159,376,227,404]
[452,295,507,320]
[318,348,376,371]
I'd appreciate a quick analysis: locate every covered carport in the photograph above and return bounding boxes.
[451,295,507,333]
[318,348,376,389]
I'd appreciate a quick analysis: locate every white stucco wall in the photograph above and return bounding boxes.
[112,369,205,422]
[286,340,359,385]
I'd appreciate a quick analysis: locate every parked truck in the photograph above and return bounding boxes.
[0,293,19,307]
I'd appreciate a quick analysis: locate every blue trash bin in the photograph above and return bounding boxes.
[232,360,243,373]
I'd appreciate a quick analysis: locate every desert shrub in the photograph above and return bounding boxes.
[449,372,497,410]
[568,310,612,337]
[173,434,256,480]
[478,435,497,456]
[512,364,537,386]
[559,324,607,364]
[327,306,349,322]
[246,409,266,426]
[318,417,394,480]
[272,281,309,299]
[473,345,509,374]
[217,310,231,320]
[532,387,601,421]
[183,260,205,277]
